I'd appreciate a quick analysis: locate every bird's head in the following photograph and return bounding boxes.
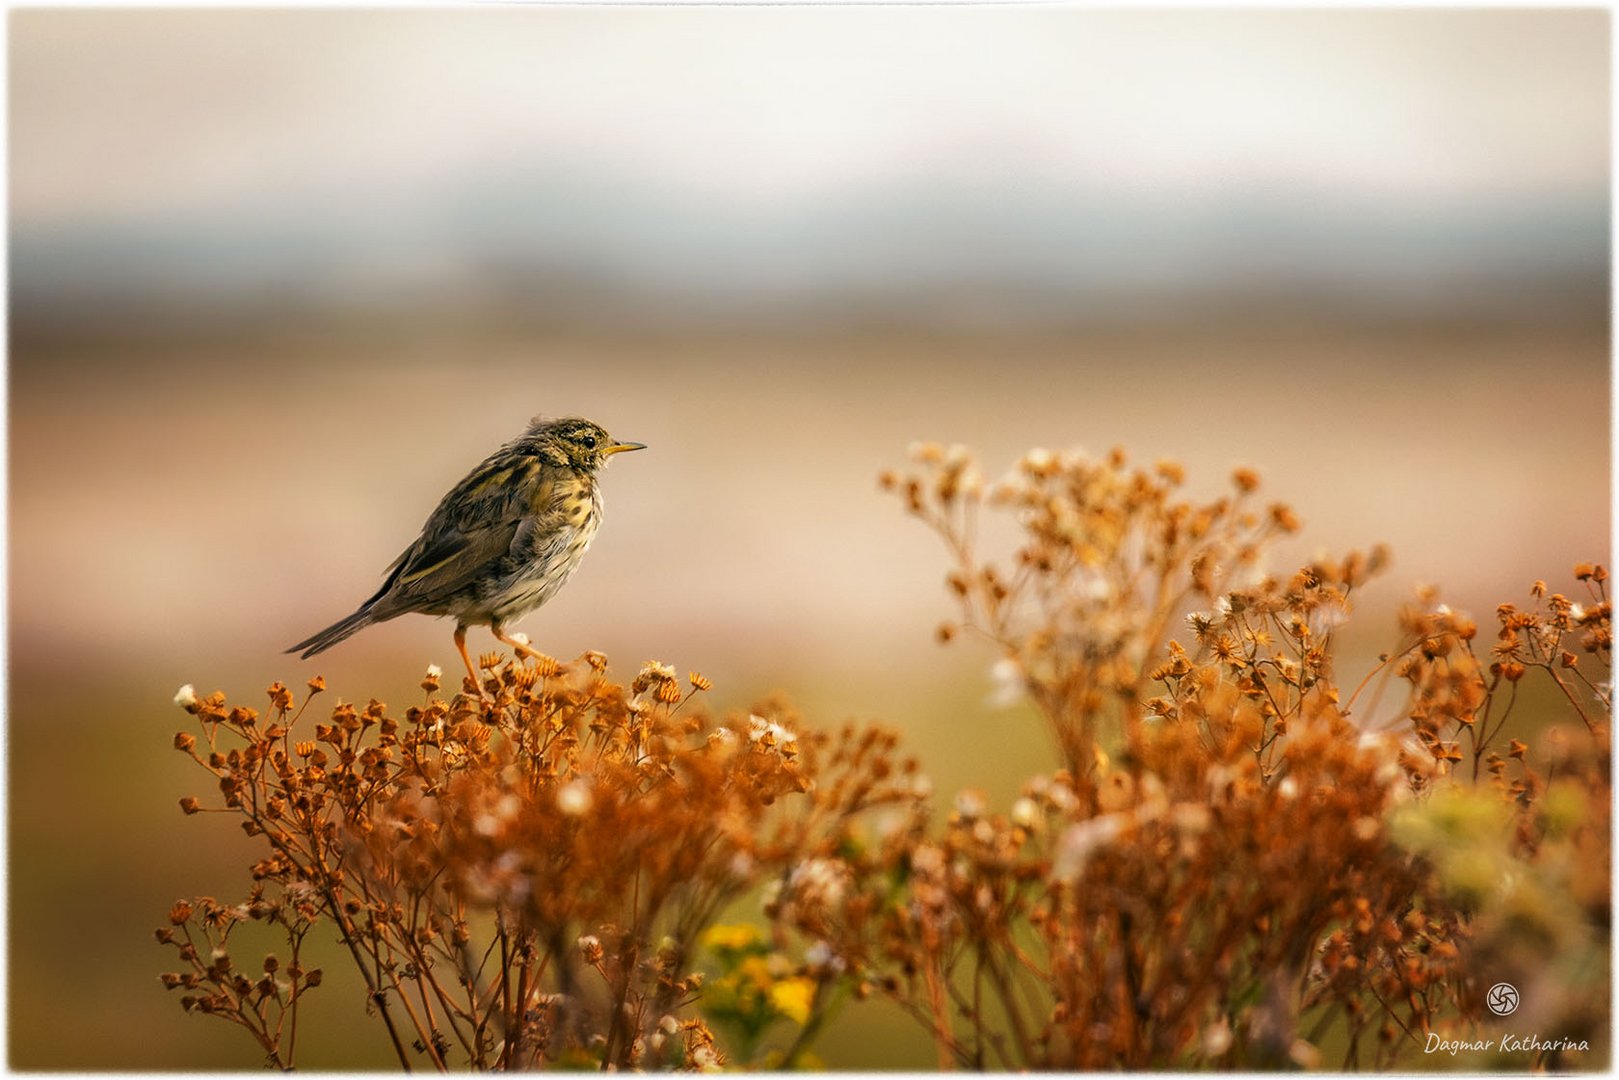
[527,416,646,472]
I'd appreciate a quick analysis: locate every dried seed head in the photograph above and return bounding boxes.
[1269,503,1301,533]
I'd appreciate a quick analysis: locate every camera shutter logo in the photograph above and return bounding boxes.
[1487,982,1520,1017]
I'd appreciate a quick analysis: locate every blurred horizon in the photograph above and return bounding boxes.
[10,7,1609,344]
[7,5,1610,1071]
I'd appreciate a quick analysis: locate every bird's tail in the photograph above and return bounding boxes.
[286,607,377,659]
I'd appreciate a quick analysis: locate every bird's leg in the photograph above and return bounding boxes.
[454,624,485,698]
[490,620,539,663]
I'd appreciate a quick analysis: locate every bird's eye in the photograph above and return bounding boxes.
[580,435,597,449]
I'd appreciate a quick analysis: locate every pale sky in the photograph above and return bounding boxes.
[9,7,1609,311]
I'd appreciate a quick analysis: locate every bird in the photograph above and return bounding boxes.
[287,415,646,692]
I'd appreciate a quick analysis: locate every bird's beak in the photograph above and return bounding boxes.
[603,441,647,456]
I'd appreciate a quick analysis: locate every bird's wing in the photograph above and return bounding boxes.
[369,453,553,612]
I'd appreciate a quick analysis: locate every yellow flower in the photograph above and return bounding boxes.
[701,923,762,953]
[768,977,816,1025]
[737,956,773,988]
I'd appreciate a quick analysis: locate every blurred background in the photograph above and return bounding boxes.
[8,7,1609,1069]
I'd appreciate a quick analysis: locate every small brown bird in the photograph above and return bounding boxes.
[288,416,645,690]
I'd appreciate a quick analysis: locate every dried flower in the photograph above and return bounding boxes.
[158,645,926,1070]
[868,442,1609,1071]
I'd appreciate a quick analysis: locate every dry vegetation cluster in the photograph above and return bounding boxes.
[161,443,1610,1070]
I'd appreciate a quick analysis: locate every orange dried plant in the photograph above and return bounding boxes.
[159,440,1609,1072]
[794,443,1611,1070]
[159,654,925,1069]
